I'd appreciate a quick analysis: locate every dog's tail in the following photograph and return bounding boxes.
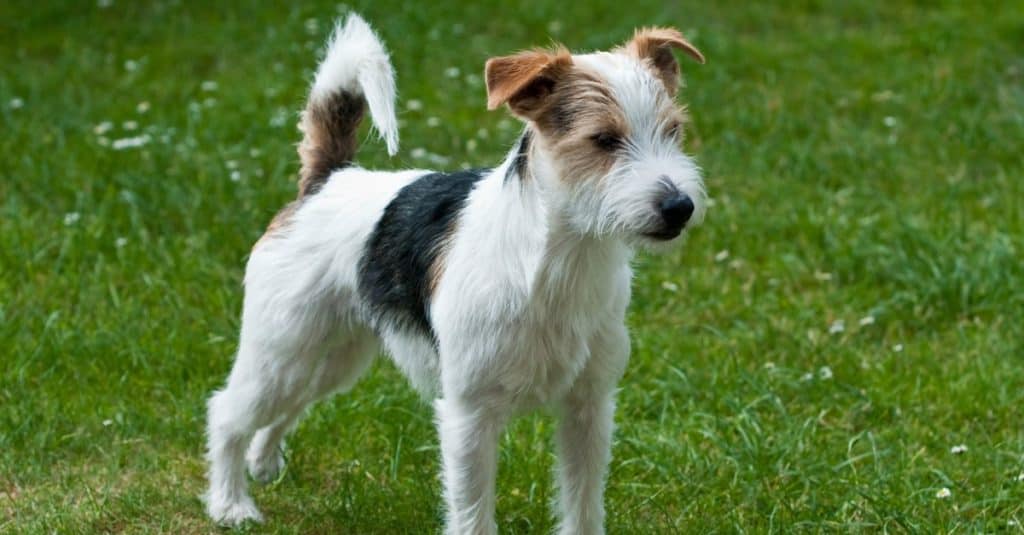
[297,14,399,197]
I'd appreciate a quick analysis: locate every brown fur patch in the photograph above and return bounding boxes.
[485,47,573,118]
[619,27,704,95]
[425,218,461,297]
[426,241,449,297]
[531,67,629,183]
[297,90,364,198]
[253,201,299,249]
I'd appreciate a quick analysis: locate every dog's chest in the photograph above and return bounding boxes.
[503,303,595,406]
[490,259,628,407]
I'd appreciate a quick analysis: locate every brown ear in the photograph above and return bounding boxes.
[485,47,572,118]
[621,27,704,95]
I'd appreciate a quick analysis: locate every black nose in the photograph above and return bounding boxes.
[659,194,695,230]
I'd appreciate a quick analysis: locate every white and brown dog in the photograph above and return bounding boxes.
[205,14,706,534]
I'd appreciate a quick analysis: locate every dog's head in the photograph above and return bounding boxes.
[486,27,706,247]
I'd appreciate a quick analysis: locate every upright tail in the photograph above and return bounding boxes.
[297,14,399,197]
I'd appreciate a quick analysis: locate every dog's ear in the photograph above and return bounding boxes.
[485,47,572,118]
[620,27,704,95]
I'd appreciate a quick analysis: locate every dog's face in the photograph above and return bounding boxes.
[486,28,707,246]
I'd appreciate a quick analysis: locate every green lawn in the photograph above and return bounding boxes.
[2,1,1023,533]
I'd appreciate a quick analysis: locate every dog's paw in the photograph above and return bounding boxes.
[207,494,263,526]
[247,447,285,484]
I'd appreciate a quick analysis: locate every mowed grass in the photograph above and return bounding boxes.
[2,0,1023,532]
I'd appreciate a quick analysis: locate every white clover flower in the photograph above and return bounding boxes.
[476,128,489,139]
[64,212,81,225]
[304,18,319,34]
[124,59,139,72]
[935,487,951,499]
[115,237,128,248]
[426,152,450,166]
[226,159,239,169]
[892,343,904,352]
[111,134,150,150]
[800,372,814,382]
[102,418,114,426]
[883,116,897,128]
[93,121,113,135]
[814,271,833,281]
[1016,472,1024,482]
[818,366,833,380]
[406,99,423,111]
[547,20,564,34]
[714,250,729,262]
[201,80,218,92]
[871,90,895,102]
[9,97,24,109]
[859,315,875,326]
[249,148,262,158]
[410,147,427,159]
[660,281,679,293]
[122,120,138,131]
[230,170,242,182]
[269,108,288,127]
[828,320,845,335]
[465,139,478,152]
[950,444,968,455]
[136,101,150,114]
[426,116,441,127]
[444,67,461,78]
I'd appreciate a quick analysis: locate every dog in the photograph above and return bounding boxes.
[205,14,706,534]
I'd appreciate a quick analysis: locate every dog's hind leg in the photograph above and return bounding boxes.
[204,315,338,525]
[245,328,378,483]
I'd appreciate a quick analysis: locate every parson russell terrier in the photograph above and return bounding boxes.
[205,14,707,533]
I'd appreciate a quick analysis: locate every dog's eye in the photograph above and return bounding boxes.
[591,132,623,152]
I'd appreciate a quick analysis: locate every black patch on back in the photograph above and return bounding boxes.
[358,168,488,338]
[505,131,531,183]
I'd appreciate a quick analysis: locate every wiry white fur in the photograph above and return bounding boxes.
[205,14,706,534]
[313,14,399,155]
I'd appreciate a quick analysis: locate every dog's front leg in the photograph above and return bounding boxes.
[554,325,629,535]
[435,396,508,535]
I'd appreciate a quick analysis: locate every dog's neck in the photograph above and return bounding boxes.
[501,127,592,238]
[494,128,632,292]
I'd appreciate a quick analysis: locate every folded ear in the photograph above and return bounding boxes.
[485,47,572,119]
[621,27,704,95]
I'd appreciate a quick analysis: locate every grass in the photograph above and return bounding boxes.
[2,0,1023,532]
